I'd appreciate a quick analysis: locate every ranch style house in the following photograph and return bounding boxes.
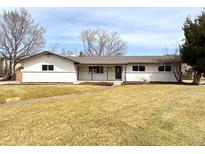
[19,51,180,83]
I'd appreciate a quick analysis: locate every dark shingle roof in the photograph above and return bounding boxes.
[20,51,180,64]
[69,55,179,64]
[20,51,79,63]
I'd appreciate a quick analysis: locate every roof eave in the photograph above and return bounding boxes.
[76,63,127,65]
[127,61,178,64]
[20,51,79,63]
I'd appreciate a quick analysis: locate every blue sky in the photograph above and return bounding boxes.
[0,7,203,55]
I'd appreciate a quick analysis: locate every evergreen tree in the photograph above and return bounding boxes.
[180,11,205,84]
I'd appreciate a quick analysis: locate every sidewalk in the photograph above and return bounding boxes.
[0,80,21,85]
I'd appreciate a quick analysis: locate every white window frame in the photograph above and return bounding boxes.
[158,65,172,72]
[42,64,54,71]
[132,65,145,72]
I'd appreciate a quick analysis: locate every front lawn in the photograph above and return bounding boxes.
[0,84,204,145]
[0,84,106,103]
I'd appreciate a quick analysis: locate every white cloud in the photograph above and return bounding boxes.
[0,7,203,55]
[121,32,183,46]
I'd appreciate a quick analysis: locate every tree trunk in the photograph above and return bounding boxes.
[172,63,183,83]
[193,70,201,85]
[4,61,15,80]
[178,64,183,83]
[178,76,183,83]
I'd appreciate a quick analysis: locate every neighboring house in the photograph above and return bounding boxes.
[20,51,179,83]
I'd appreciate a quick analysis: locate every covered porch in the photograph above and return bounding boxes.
[76,64,126,81]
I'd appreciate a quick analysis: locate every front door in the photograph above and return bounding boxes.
[115,66,122,80]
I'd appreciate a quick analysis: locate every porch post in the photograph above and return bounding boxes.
[91,68,93,81]
[77,67,79,80]
[107,67,108,81]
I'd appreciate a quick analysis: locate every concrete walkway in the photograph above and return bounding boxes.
[0,81,21,85]
[0,86,114,107]
[74,80,123,85]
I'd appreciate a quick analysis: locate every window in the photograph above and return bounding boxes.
[158,66,165,72]
[139,66,145,71]
[48,65,54,71]
[42,65,54,71]
[132,65,145,71]
[165,65,171,72]
[158,65,171,72]
[89,66,104,73]
[42,65,47,71]
[89,67,93,73]
[132,66,138,71]
[107,67,112,71]
[98,66,104,73]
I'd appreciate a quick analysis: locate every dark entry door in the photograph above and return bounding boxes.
[115,66,122,80]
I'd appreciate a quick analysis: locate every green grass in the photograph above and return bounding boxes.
[0,85,106,103]
[0,84,205,145]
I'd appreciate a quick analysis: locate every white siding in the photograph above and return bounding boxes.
[21,54,178,83]
[22,54,77,82]
[78,65,122,81]
[78,64,177,82]
[125,64,177,82]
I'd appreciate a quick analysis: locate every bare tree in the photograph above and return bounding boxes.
[80,29,126,56]
[48,43,59,52]
[165,48,183,83]
[60,48,74,56]
[48,43,76,56]
[0,57,3,76]
[0,8,45,79]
